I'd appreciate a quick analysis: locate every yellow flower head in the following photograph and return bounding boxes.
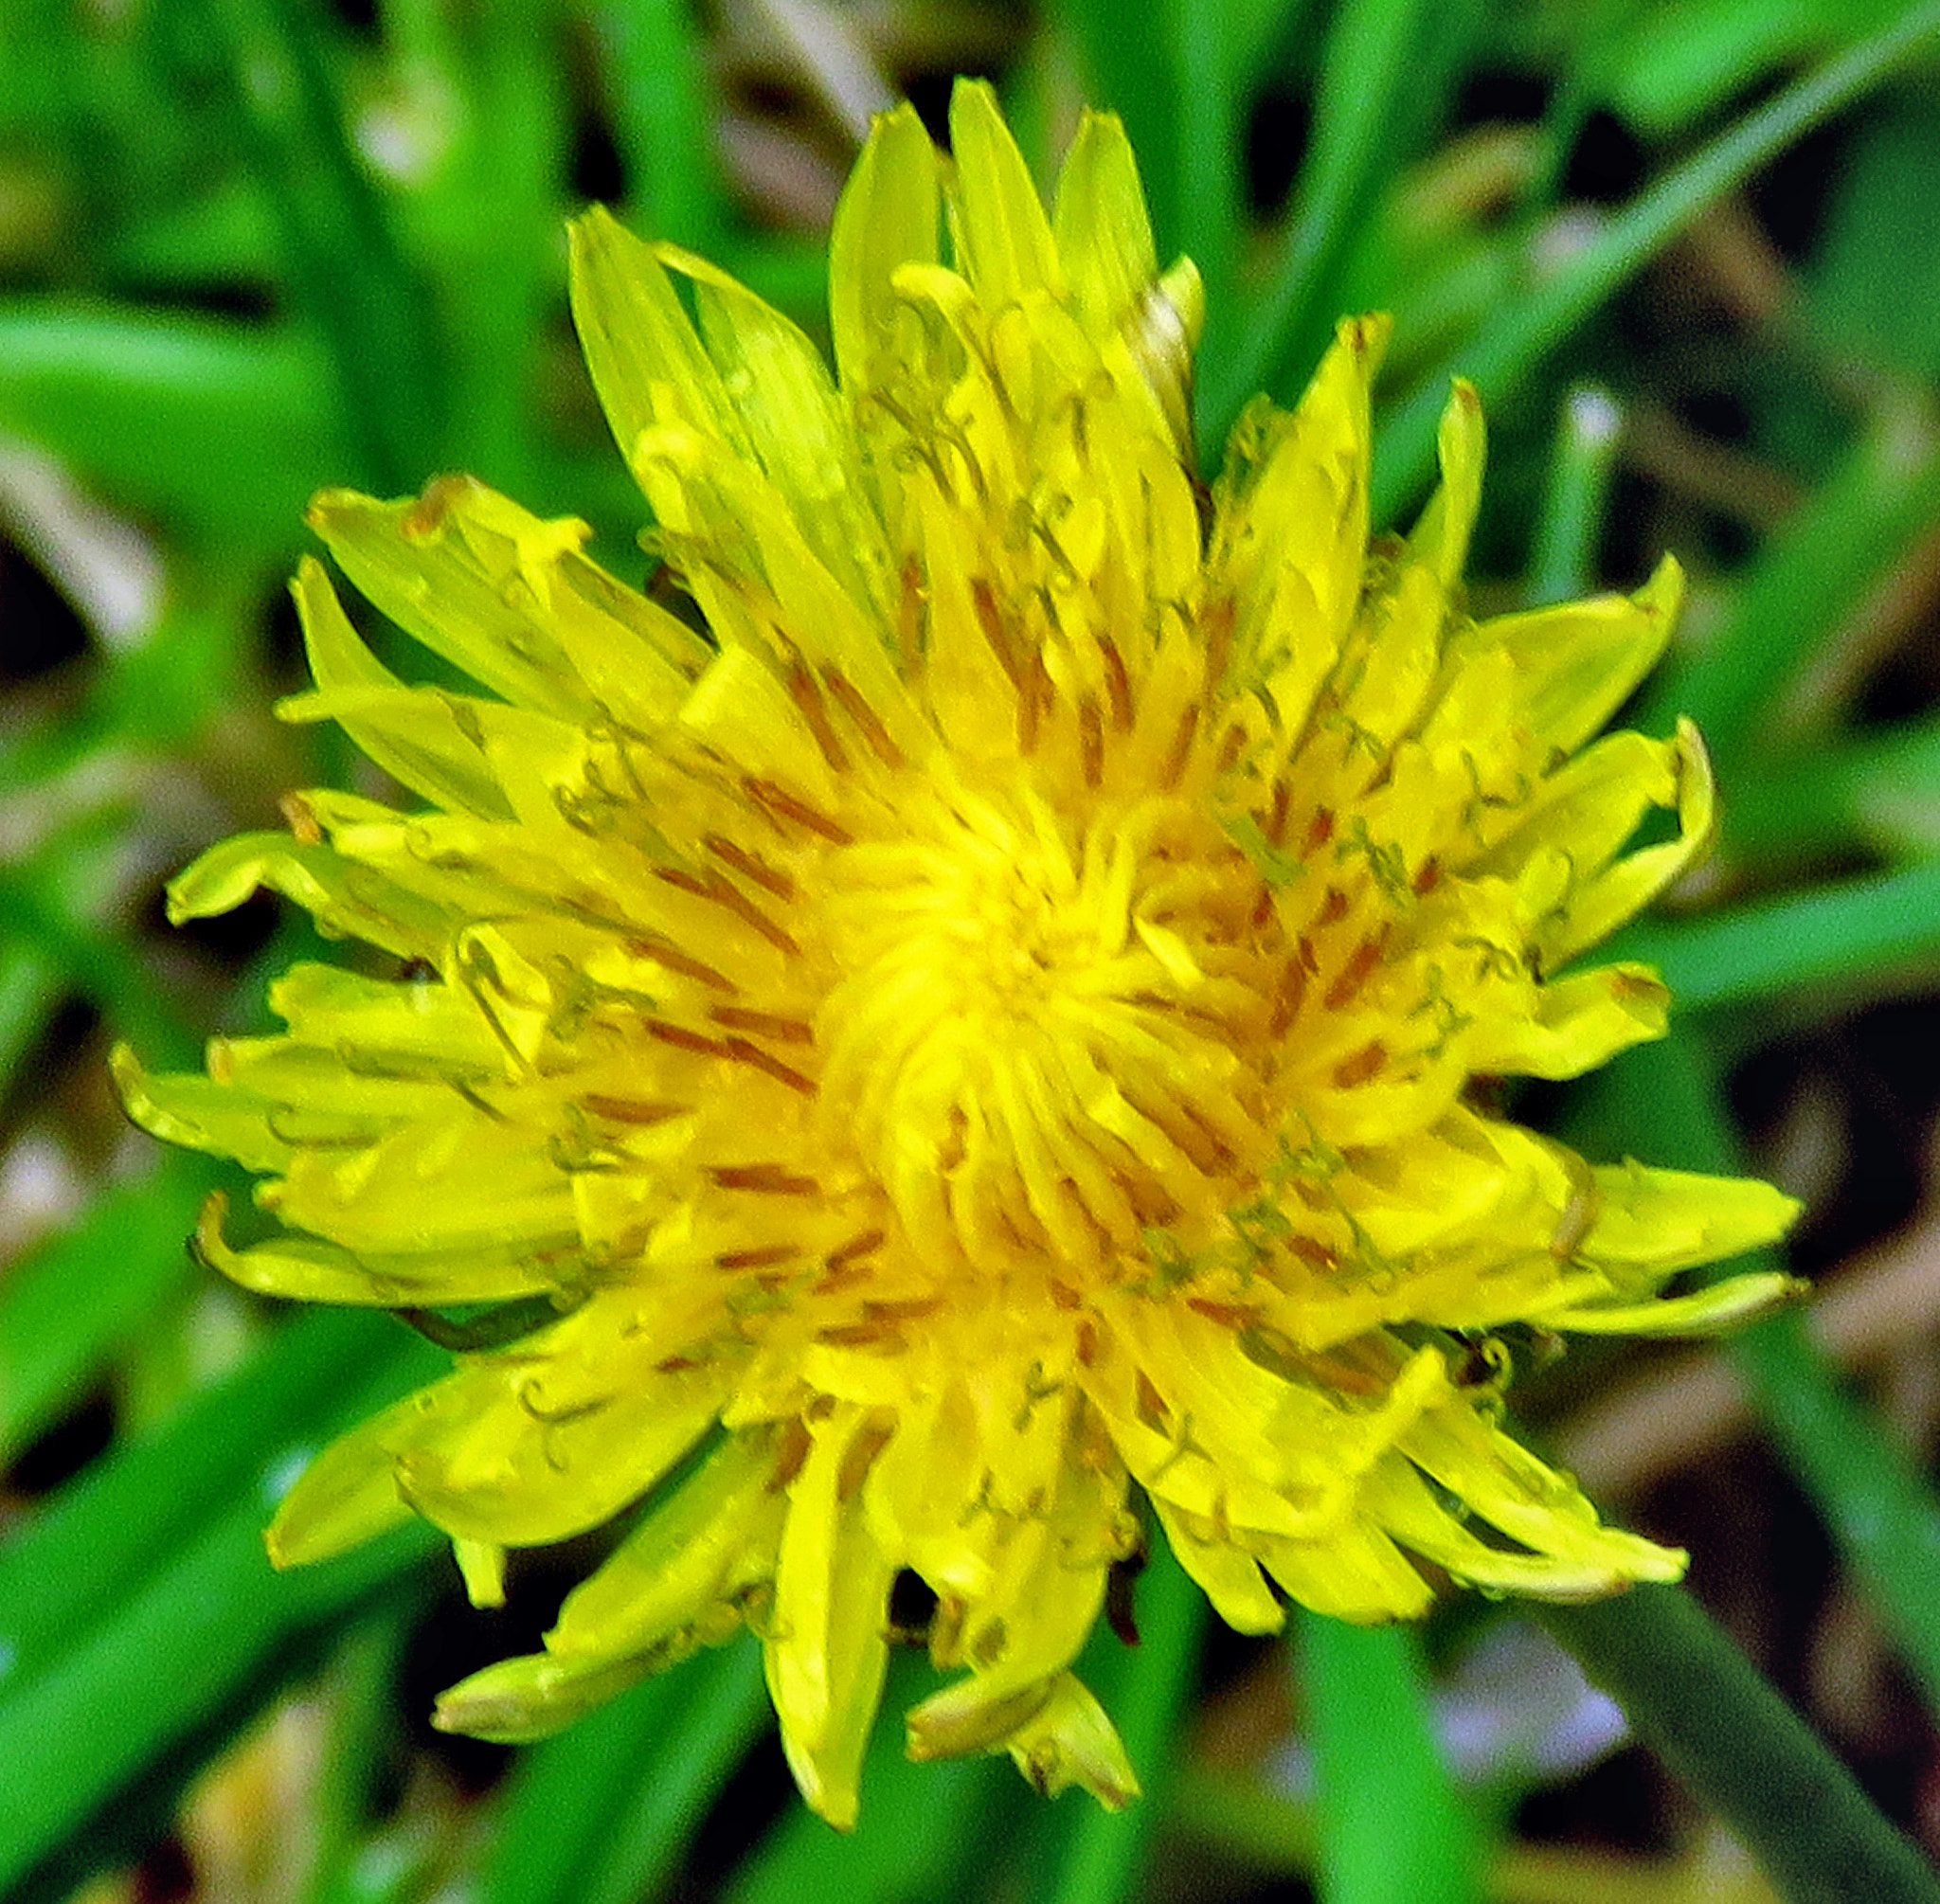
[118,81,1799,1825]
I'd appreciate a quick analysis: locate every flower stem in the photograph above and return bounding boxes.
[1532,1584,1940,1904]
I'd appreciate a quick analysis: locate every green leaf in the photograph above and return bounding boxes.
[175,0,448,492]
[1374,0,1940,524]
[1299,1614,1481,1904]
[0,1309,444,1891]
[1616,857,1940,1011]
[588,0,730,256]
[0,1309,439,1709]
[1636,400,1940,781]
[483,1638,770,1904]
[0,1500,437,1897]
[0,1158,210,1464]
[1527,385,1624,606]
[726,1653,1013,1904]
[0,304,348,544]
[1807,90,1940,381]
[1589,1035,1940,1725]
[1608,0,1915,137]
[1536,1586,1940,1904]
[1204,0,1447,437]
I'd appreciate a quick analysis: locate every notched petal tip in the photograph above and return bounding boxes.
[431,1648,654,1745]
[1408,375,1486,589]
[1551,1268,1807,1337]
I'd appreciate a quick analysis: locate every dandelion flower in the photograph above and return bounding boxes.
[117,80,1800,1825]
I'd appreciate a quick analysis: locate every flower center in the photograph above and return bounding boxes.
[810,772,1269,1281]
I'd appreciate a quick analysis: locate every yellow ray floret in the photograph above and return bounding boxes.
[117,77,1801,1825]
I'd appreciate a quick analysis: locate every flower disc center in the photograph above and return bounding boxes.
[810,779,1261,1279]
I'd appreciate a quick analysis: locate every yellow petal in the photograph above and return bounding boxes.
[432,1648,656,1744]
[1580,1159,1803,1279]
[765,1405,899,1830]
[946,79,1063,308]
[548,1433,782,1661]
[1406,378,1484,591]
[1463,963,1671,1080]
[829,100,939,397]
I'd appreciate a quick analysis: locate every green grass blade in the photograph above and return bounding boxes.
[1535,1586,1940,1904]
[1299,1613,1481,1904]
[483,1638,770,1904]
[0,1499,438,1897]
[589,0,729,255]
[179,0,447,491]
[1616,856,1940,1011]
[0,946,62,1094]
[1373,0,1940,523]
[0,1158,211,1463]
[299,1603,428,1904]
[1589,1033,1940,1728]
[0,858,198,1070]
[1165,0,1241,343]
[407,0,566,495]
[0,304,348,544]
[0,1309,444,1891]
[1204,0,1438,436]
[1527,385,1624,605]
[0,1307,440,1690]
[1636,401,1940,776]
[1730,714,1940,867]
[1018,1538,1205,1904]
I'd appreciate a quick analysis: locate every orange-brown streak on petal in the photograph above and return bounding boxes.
[1079,697,1105,789]
[838,1413,896,1500]
[721,1036,817,1095]
[744,777,854,845]
[646,1021,736,1060]
[1159,704,1198,792]
[1200,595,1235,694]
[656,868,802,958]
[823,1227,886,1269]
[716,1244,802,1269]
[862,1296,943,1323]
[896,557,925,679]
[786,663,852,774]
[1018,651,1051,758]
[1134,1369,1170,1431]
[709,1163,822,1195]
[1099,634,1134,731]
[626,931,738,994]
[817,1320,910,1350]
[770,1418,812,1491]
[823,668,906,770]
[704,834,798,901]
[710,1006,815,1044]
[1323,930,1390,1012]
[581,1095,688,1125]
[971,578,1024,691]
[1332,1040,1386,1087]
[1263,779,1291,848]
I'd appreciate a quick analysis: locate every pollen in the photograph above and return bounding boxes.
[115,78,1802,1829]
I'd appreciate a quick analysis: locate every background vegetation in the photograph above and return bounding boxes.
[5,1,1940,1899]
